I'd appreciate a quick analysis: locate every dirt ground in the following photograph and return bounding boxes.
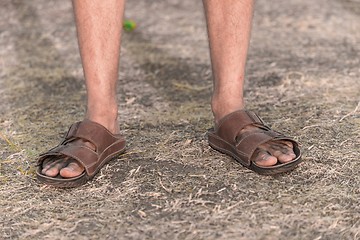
[0,0,359,239]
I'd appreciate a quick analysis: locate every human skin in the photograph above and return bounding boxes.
[41,0,296,178]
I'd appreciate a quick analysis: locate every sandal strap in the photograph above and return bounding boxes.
[215,110,265,145]
[65,120,119,153]
[60,145,99,175]
[236,131,279,164]
[38,145,98,175]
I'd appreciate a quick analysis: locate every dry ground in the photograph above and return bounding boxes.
[0,0,359,239]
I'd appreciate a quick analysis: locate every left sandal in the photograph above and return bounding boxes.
[208,110,302,175]
[36,120,126,188]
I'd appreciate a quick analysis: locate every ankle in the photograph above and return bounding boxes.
[85,104,120,134]
[211,95,245,124]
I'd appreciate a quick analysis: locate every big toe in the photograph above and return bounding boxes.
[60,161,85,178]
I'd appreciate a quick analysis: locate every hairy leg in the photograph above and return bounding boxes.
[202,0,295,166]
[42,0,125,177]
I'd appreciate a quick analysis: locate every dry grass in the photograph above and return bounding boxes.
[1,0,359,239]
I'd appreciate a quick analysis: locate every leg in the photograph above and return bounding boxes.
[42,0,125,178]
[203,0,296,166]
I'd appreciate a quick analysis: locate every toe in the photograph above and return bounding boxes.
[42,167,58,177]
[264,140,296,164]
[41,159,53,173]
[252,149,277,167]
[42,159,68,177]
[277,151,296,163]
[60,160,85,178]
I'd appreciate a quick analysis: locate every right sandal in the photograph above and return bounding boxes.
[36,119,126,188]
[208,110,302,175]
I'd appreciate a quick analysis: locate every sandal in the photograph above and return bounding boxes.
[208,110,302,175]
[36,120,126,187]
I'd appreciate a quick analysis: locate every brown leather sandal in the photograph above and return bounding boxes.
[208,110,302,175]
[36,120,126,187]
